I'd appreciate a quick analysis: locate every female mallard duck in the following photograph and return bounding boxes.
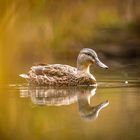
[20,48,108,86]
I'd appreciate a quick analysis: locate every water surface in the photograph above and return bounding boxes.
[0,80,140,140]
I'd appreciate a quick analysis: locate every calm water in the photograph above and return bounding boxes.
[0,80,140,140]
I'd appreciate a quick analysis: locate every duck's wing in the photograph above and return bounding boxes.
[31,64,77,77]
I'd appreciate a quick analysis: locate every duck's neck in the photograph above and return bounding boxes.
[77,64,91,73]
[77,54,92,73]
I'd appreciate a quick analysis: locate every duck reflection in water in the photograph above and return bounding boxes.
[20,86,109,121]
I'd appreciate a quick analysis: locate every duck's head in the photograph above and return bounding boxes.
[77,48,108,72]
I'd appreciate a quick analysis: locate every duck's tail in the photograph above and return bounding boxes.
[19,74,29,79]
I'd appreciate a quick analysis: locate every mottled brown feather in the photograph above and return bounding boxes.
[23,64,96,86]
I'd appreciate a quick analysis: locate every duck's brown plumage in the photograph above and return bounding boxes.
[21,64,96,86]
[20,48,108,86]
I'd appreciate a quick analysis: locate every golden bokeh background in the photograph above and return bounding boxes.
[0,0,140,83]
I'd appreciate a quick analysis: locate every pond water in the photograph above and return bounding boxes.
[0,79,140,140]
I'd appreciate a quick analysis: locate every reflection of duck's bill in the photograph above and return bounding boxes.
[95,58,108,69]
[97,100,109,110]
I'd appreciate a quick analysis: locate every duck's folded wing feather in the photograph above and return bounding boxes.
[31,64,77,77]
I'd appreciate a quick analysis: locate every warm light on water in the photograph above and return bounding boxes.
[0,80,140,140]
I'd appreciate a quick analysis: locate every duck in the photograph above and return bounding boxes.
[19,48,108,86]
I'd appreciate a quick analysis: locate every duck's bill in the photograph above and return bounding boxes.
[95,59,108,69]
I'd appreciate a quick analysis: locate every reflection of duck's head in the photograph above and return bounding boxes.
[77,87,109,121]
[78,99,109,121]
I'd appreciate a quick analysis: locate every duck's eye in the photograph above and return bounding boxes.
[86,53,90,56]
